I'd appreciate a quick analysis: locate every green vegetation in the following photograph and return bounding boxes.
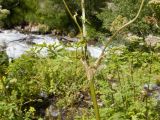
[1,37,160,119]
[0,0,159,36]
[0,0,160,120]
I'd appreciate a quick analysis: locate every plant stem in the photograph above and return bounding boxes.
[82,64,100,120]
[81,0,86,37]
[62,0,82,34]
[130,56,136,101]
[89,78,100,120]
[81,0,100,119]
[145,97,149,120]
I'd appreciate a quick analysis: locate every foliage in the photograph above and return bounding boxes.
[0,0,69,29]
[0,0,160,119]
[97,0,160,36]
[0,5,9,27]
[78,40,160,119]
[0,51,8,78]
[1,39,160,119]
[0,45,88,119]
[99,46,160,119]
[0,0,159,37]
[149,0,160,20]
[0,0,108,36]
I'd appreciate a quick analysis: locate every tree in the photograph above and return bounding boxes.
[0,5,10,27]
[0,0,70,29]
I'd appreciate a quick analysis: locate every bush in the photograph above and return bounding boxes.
[86,45,160,119]
[0,46,87,119]
[0,0,70,29]
[0,6,10,27]
[97,0,160,36]
[0,51,8,78]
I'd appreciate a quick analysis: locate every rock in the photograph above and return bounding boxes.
[68,29,77,37]
[145,35,160,47]
[24,23,49,34]
[24,25,31,32]
[51,29,62,36]
[38,24,49,34]
[31,25,40,33]
[15,26,22,31]
[87,39,98,46]
[59,36,79,43]
[143,83,160,99]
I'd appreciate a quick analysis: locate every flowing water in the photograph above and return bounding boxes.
[0,30,103,59]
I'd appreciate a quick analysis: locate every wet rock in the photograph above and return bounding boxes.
[38,24,49,34]
[87,39,98,46]
[59,36,79,43]
[24,23,49,34]
[68,29,77,37]
[14,26,22,31]
[51,29,62,36]
[31,26,39,33]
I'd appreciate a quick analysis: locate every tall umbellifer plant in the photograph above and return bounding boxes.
[63,0,145,119]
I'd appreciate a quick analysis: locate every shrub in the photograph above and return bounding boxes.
[97,0,160,36]
[0,51,8,78]
[0,46,87,118]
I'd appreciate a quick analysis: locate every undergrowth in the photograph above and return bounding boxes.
[0,40,160,119]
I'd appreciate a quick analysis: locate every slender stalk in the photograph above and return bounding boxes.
[145,96,149,120]
[86,67,100,120]
[130,56,136,101]
[81,0,100,119]
[81,0,88,61]
[90,79,100,120]
[81,0,86,37]
[117,65,125,108]
[62,0,82,34]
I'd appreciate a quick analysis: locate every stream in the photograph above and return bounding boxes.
[0,30,104,60]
